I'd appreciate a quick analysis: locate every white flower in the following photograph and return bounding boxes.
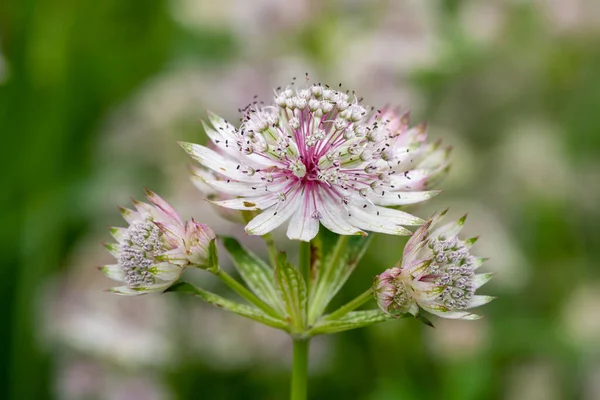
[374,209,494,320]
[101,190,215,295]
[181,83,450,241]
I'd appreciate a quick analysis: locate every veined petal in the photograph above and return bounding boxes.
[388,169,430,191]
[144,189,183,226]
[109,226,128,243]
[245,189,301,235]
[286,187,320,241]
[466,295,495,309]
[402,221,432,263]
[423,304,481,320]
[211,195,279,211]
[347,195,424,226]
[473,273,494,289]
[346,205,412,235]
[431,214,467,239]
[149,262,183,282]
[99,264,126,282]
[369,190,441,206]
[107,282,172,296]
[179,142,262,183]
[103,243,120,258]
[119,206,140,224]
[316,188,365,236]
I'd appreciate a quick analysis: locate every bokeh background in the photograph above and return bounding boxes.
[2,0,600,399]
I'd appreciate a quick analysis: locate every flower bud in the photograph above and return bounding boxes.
[101,190,216,295]
[373,210,493,320]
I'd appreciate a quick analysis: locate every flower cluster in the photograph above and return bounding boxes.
[182,81,450,241]
[374,210,493,320]
[101,190,215,295]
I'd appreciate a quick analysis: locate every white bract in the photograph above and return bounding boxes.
[182,82,450,242]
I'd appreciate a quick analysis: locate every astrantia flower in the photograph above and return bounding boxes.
[101,190,215,295]
[374,210,494,320]
[181,82,450,241]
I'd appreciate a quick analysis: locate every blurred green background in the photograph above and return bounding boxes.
[2,0,600,399]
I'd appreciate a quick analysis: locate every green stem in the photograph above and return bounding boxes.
[263,233,279,268]
[213,268,280,319]
[298,241,311,287]
[290,338,310,400]
[324,288,373,321]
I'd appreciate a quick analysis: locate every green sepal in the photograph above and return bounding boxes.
[207,238,219,272]
[308,310,399,335]
[222,236,284,314]
[165,282,288,331]
[275,252,307,332]
[415,313,435,328]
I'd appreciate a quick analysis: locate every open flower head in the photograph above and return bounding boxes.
[101,190,215,295]
[181,80,450,241]
[374,210,494,320]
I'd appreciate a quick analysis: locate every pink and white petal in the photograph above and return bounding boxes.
[466,295,495,309]
[204,179,264,196]
[402,221,432,263]
[411,280,443,302]
[153,221,184,248]
[369,190,441,206]
[431,214,467,239]
[473,273,494,289]
[109,226,128,243]
[245,189,301,236]
[347,195,424,226]
[388,169,430,191]
[144,189,183,226]
[346,206,412,235]
[179,142,262,183]
[402,259,433,278]
[286,188,320,241]
[316,188,365,236]
[119,206,141,224]
[156,248,189,265]
[211,195,279,211]
[99,264,126,282]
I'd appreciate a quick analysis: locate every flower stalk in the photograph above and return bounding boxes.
[324,288,373,321]
[291,338,310,400]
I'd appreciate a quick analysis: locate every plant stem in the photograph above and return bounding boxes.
[324,288,373,321]
[263,233,279,268]
[290,338,310,400]
[298,241,311,287]
[212,268,281,319]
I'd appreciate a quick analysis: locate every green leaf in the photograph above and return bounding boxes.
[308,228,337,289]
[207,238,219,271]
[165,282,288,331]
[309,310,398,335]
[308,234,373,324]
[222,236,285,315]
[275,252,307,331]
